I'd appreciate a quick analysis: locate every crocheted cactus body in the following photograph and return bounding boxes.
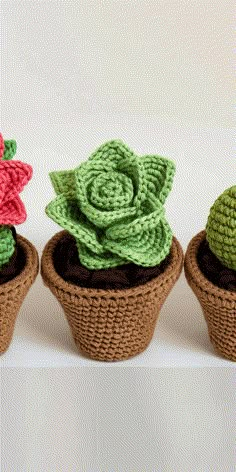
[46,140,176,270]
[0,226,15,269]
[206,186,236,271]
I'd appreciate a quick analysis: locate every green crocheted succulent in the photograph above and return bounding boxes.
[46,140,176,269]
[206,186,236,271]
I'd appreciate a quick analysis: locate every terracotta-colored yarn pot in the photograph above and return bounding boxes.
[0,235,39,353]
[41,230,183,361]
[184,230,236,362]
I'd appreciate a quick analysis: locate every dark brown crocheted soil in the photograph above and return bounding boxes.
[0,227,26,285]
[197,238,236,291]
[53,232,171,290]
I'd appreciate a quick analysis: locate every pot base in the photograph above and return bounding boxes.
[0,235,39,354]
[41,231,183,361]
[184,230,236,362]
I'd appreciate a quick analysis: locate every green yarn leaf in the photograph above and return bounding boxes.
[46,140,175,269]
[2,140,17,160]
[104,219,173,267]
[206,186,236,271]
[77,242,126,270]
[75,162,137,228]
[0,226,16,269]
[88,139,135,165]
[46,195,104,255]
[142,155,176,204]
[49,170,76,198]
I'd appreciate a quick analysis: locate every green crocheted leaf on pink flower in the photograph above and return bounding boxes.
[2,140,17,161]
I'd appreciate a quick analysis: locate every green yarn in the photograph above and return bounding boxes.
[2,140,17,160]
[46,140,175,269]
[206,186,236,271]
[0,226,16,269]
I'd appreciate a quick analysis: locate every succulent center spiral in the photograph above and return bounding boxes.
[90,171,134,210]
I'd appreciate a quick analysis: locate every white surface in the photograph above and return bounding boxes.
[1,0,234,127]
[0,123,235,368]
[1,368,235,471]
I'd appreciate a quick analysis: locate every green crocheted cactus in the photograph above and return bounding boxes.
[46,140,176,270]
[206,186,236,271]
[0,226,15,269]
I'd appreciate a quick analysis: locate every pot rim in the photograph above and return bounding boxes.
[0,234,39,293]
[185,230,236,302]
[41,230,183,299]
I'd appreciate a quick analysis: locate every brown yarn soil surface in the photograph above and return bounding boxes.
[197,238,236,292]
[0,227,26,285]
[53,232,171,290]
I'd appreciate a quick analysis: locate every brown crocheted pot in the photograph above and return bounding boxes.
[0,235,39,353]
[41,230,183,361]
[184,230,236,362]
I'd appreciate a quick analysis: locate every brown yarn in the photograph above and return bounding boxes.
[53,231,171,290]
[0,235,39,353]
[197,238,236,291]
[0,226,26,285]
[184,230,236,362]
[41,230,183,361]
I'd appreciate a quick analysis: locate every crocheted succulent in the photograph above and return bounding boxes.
[206,186,236,271]
[46,140,175,269]
[0,133,33,270]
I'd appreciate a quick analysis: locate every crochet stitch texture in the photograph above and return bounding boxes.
[0,133,32,269]
[46,140,175,270]
[206,186,236,271]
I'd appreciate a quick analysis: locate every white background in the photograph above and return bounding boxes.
[0,1,235,470]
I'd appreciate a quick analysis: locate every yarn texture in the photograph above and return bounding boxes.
[0,226,15,269]
[185,230,236,361]
[41,231,183,361]
[0,234,39,353]
[206,186,236,271]
[46,140,175,269]
[0,132,33,270]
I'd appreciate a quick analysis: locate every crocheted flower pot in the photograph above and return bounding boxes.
[0,132,38,352]
[43,140,183,360]
[0,234,39,353]
[41,230,183,361]
[185,230,236,361]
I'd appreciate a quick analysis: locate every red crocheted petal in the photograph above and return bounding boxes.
[0,161,32,201]
[0,134,4,159]
[0,173,7,205]
[0,193,27,225]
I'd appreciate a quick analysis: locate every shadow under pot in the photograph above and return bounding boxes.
[0,234,39,353]
[41,230,184,362]
[184,230,236,362]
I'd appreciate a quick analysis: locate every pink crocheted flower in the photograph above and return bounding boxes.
[0,160,33,224]
[0,133,4,159]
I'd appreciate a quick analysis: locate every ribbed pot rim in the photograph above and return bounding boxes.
[185,230,236,302]
[41,230,183,299]
[0,234,39,294]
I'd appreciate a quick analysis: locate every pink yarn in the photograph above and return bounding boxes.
[0,160,32,225]
[0,133,4,159]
